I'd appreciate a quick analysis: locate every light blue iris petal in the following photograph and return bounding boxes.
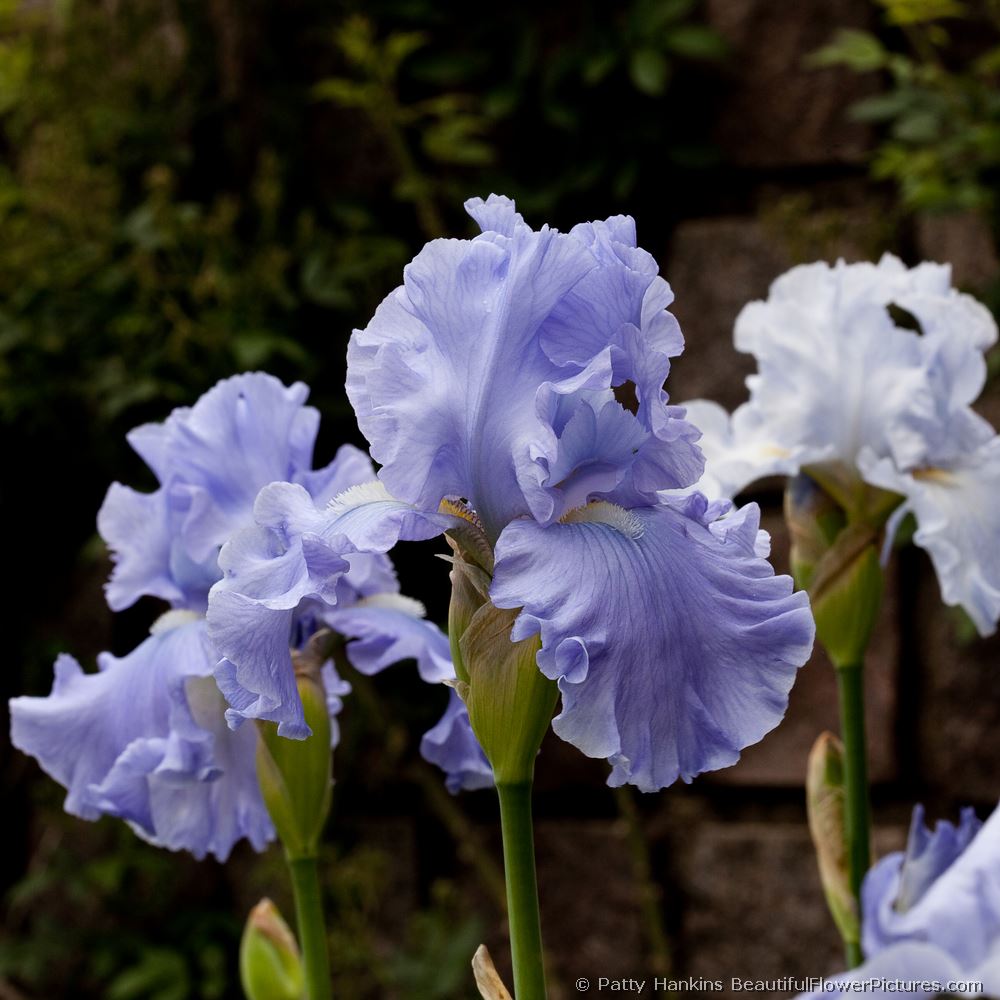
[208,480,460,735]
[346,195,703,541]
[420,689,494,794]
[97,372,349,613]
[798,942,966,998]
[9,619,272,861]
[861,803,1000,970]
[490,496,814,791]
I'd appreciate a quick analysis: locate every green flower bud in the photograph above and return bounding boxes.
[809,527,884,670]
[442,504,556,785]
[461,602,557,785]
[785,474,847,592]
[256,632,333,860]
[806,732,860,950]
[785,474,886,669]
[239,898,304,1000]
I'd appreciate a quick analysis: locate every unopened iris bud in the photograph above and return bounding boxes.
[807,732,860,950]
[785,474,884,669]
[239,898,304,1000]
[256,632,334,860]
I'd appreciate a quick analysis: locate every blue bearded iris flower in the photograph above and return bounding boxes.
[10,373,484,861]
[684,256,1000,636]
[801,803,1000,997]
[206,195,815,792]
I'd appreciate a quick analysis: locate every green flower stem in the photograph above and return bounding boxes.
[496,781,546,1000]
[835,660,870,970]
[286,854,332,1000]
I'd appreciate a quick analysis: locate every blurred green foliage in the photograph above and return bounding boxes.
[0,0,725,438]
[811,0,1000,213]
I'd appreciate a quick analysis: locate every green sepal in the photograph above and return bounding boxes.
[806,732,861,949]
[785,473,847,591]
[785,473,887,669]
[810,527,884,670]
[239,898,305,1000]
[442,503,557,784]
[440,500,494,685]
[256,633,333,860]
[461,602,557,785]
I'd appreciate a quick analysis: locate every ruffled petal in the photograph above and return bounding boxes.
[733,256,999,493]
[347,195,702,540]
[208,481,459,735]
[323,595,454,684]
[862,802,1000,972]
[97,484,183,611]
[98,372,354,612]
[9,619,272,861]
[420,688,493,794]
[490,496,814,790]
[681,399,800,500]
[861,439,1000,636]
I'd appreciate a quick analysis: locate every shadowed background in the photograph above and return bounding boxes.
[3,0,1000,997]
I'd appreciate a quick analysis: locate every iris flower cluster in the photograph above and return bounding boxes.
[13,191,1000,997]
[10,372,484,861]
[207,194,816,793]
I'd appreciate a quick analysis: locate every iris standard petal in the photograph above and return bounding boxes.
[346,195,703,540]
[9,618,272,861]
[98,483,183,611]
[490,496,814,791]
[420,688,494,794]
[98,372,349,612]
[732,256,998,487]
[736,263,934,476]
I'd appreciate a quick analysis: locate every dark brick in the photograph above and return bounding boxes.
[706,0,876,167]
[914,211,1000,293]
[678,822,905,984]
[535,820,645,993]
[914,559,1000,804]
[666,217,791,411]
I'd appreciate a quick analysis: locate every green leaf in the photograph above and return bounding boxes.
[877,0,967,25]
[806,29,888,72]
[311,77,376,109]
[421,114,494,166]
[892,109,943,142]
[847,90,913,122]
[663,24,728,61]
[628,48,670,96]
[383,31,427,75]
[106,949,189,1000]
